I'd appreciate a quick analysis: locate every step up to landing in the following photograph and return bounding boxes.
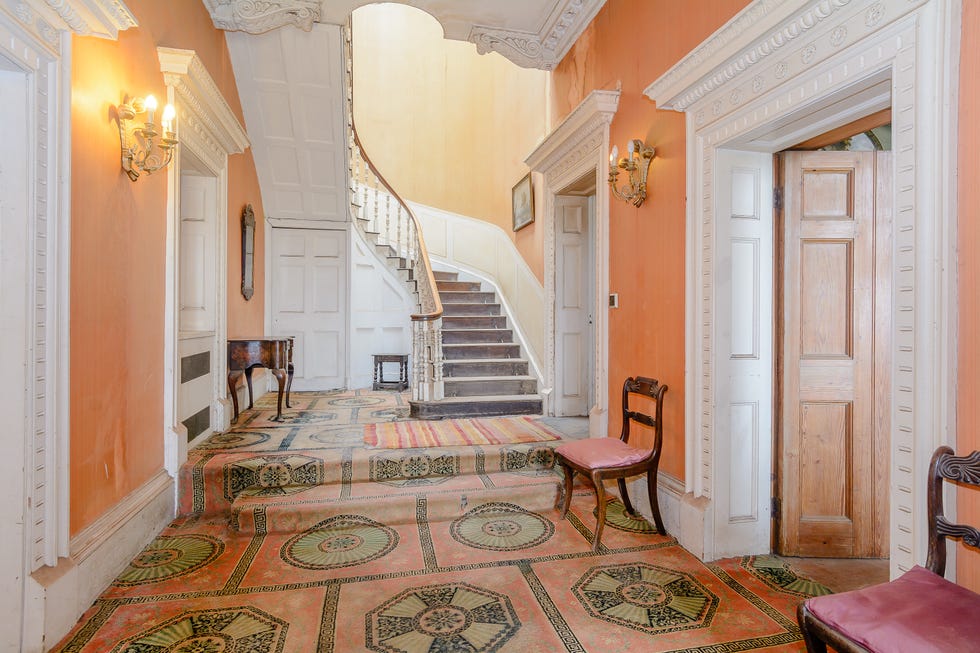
[180,440,562,535]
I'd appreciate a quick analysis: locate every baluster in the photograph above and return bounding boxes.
[384,193,392,247]
[372,173,380,234]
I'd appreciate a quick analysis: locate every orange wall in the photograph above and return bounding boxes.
[552,0,748,478]
[957,0,980,593]
[352,4,549,280]
[70,0,264,534]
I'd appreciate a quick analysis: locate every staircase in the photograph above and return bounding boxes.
[410,271,542,418]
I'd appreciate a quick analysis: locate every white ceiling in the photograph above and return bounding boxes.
[204,0,605,70]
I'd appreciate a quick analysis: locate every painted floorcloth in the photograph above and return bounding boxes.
[52,389,829,653]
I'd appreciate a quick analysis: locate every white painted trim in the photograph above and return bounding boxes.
[32,471,174,651]
[3,0,136,53]
[525,89,617,432]
[646,0,959,570]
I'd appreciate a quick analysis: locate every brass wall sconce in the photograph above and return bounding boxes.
[116,94,178,181]
[609,139,654,207]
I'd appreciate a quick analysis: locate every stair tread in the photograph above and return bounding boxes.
[444,375,536,382]
[444,357,531,363]
[414,394,542,404]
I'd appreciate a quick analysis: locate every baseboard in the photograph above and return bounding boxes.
[29,470,174,651]
[625,472,711,560]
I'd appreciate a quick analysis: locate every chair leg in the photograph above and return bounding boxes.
[647,471,666,535]
[617,478,638,518]
[558,462,574,518]
[797,603,828,653]
[592,474,607,553]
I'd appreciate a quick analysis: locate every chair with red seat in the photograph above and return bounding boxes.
[555,376,667,552]
[797,446,980,653]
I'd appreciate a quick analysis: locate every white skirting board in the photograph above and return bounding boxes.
[25,470,174,652]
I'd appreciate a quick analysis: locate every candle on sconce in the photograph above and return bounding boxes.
[628,139,635,156]
[161,104,176,137]
[145,94,158,125]
[610,145,619,166]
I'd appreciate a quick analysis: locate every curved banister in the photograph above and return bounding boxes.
[344,22,444,403]
[349,129,442,321]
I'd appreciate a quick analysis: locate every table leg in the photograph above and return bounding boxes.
[228,370,243,422]
[285,362,294,408]
[244,367,255,409]
[271,368,287,421]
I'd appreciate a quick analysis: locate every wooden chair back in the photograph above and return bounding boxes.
[926,446,980,575]
[620,376,667,453]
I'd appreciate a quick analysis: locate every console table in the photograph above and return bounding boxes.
[228,337,294,422]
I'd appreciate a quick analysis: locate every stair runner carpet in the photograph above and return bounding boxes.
[53,389,831,653]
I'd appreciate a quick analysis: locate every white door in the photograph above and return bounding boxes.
[178,173,218,442]
[712,149,774,557]
[272,227,348,390]
[555,195,593,416]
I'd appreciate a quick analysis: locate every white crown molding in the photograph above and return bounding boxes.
[469,0,605,70]
[7,0,136,41]
[202,0,319,34]
[645,0,929,112]
[158,47,250,168]
[526,89,619,172]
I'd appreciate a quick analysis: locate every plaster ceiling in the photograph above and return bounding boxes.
[203,0,605,70]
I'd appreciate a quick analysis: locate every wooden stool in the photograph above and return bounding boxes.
[373,354,409,391]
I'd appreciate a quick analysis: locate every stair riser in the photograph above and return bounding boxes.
[442,330,514,344]
[436,281,481,292]
[441,304,501,316]
[443,361,529,377]
[410,398,543,419]
[432,271,458,281]
[444,379,538,397]
[442,316,507,329]
[441,292,496,304]
[232,479,561,535]
[443,344,521,359]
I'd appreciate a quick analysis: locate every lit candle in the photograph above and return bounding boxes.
[628,139,635,156]
[610,145,618,166]
[162,104,176,136]
[145,94,158,125]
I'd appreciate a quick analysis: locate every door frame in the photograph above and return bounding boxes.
[526,89,618,434]
[647,0,960,575]
[161,48,249,476]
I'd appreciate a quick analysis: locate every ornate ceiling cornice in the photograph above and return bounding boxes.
[201,0,604,70]
[202,0,320,34]
[469,0,605,70]
[4,0,136,48]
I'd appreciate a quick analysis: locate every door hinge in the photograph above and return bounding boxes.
[771,496,781,518]
[773,187,784,211]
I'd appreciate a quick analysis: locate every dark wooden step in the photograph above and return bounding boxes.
[436,280,482,292]
[441,303,501,316]
[441,315,507,329]
[443,343,520,360]
[433,271,458,281]
[443,376,538,397]
[443,359,529,377]
[409,395,542,419]
[440,291,496,304]
[442,329,514,344]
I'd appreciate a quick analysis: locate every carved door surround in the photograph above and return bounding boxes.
[161,48,250,475]
[646,0,960,576]
[526,89,619,433]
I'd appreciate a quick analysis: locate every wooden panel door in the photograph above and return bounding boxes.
[779,150,889,557]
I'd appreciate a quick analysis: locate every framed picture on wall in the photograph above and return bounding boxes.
[512,173,534,232]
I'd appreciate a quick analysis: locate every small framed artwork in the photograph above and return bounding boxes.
[241,204,255,300]
[512,172,534,232]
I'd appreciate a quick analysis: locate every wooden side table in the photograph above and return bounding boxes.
[373,354,409,391]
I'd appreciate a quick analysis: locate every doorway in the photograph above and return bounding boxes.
[554,174,596,417]
[775,130,892,559]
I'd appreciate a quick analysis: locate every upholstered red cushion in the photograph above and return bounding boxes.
[805,565,980,653]
[555,438,652,469]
